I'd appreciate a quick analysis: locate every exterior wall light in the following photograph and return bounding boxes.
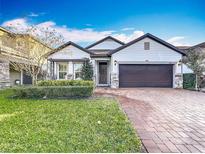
[114,60,117,66]
[178,59,182,66]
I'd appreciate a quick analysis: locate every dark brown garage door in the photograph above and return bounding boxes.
[119,64,173,88]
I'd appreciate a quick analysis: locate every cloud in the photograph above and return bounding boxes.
[114,31,144,42]
[1,18,145,44]
[121,27,135,31]
[167,36,190,46]
[28,12,46,17]
[28,12,39,17]
[1,18,29,32]
[37,21,56,28]
[167,36,185,43]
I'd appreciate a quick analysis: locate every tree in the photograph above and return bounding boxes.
[81,60,93,80]
[183,47,205,91]
[2,25,64,85]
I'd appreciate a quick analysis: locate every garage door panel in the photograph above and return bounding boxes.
[120,81,172,87]
[119,64,173,88]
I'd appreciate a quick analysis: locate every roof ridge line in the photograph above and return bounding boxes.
[108,33,186,56]
[85,36,125,49]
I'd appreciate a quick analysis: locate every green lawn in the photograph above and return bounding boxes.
[0,89,141,153]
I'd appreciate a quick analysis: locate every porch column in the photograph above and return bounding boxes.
[95,61,98,85]
[54,62,57,79]
[20,70,23,85]
[49,61,53,79]
[173,62,183,88]
[68,61,73,79]
[91,60,97,85]
[46,60,49,79]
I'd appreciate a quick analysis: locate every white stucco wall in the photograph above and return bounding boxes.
[48,45,90,60]
[111,37,183,88]
[112,38,182,63]
[89,39,122,50]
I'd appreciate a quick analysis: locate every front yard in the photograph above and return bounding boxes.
[0,89,141,153]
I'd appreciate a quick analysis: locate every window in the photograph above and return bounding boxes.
[74,62,83,80]
[58,63,68,79]
[144,42,150,50]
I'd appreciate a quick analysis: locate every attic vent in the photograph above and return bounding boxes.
[144,42,150,50]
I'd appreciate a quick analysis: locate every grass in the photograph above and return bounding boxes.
[0,89,141,153]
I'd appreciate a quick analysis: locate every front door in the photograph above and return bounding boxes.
[99,62,108,84]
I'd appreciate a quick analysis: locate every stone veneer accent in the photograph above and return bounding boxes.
[111,72,183,89]
[0,62,10,88]
[111,73,119,88]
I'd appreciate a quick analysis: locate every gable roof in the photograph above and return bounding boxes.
[0,26,53,50]
[0,26,15,34]
[85,36,125,49]
[108,33,186,56]
[190,42,205,49]
[177,46,191,50]
[89,49,111,58]
[176,42,205,54]
[46,41,91,57]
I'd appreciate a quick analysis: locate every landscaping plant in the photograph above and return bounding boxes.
[81,60,93,81]
[37,80,94,87]
[183,47,205,91]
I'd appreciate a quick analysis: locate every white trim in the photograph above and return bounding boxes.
[117,61,177,64]
[97,84,109,87]
[73,62,83,80]
[92,57,111,61]
[68,61,73,74]
[54,62,57,79]
[57,62,69,80]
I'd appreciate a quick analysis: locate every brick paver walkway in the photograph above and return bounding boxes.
[95,88,205,153]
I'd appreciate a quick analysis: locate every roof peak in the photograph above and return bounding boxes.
[46,41,91,57]
[85,35,125,49]
[108,33,186,56]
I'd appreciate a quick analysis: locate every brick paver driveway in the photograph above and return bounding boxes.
[95,88,205,153]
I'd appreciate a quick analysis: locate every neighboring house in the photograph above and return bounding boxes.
[47,33,185,88]
[0,27,52,88]
[177,42,205,74]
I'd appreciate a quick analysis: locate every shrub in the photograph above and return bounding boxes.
[37,80,94,87]
[183,73,196,89]
[12,86,93,99]
[81,60,93,80]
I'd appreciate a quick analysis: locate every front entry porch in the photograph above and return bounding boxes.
[94,59,111,87]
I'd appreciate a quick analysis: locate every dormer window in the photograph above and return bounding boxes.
[144,42,150,50]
